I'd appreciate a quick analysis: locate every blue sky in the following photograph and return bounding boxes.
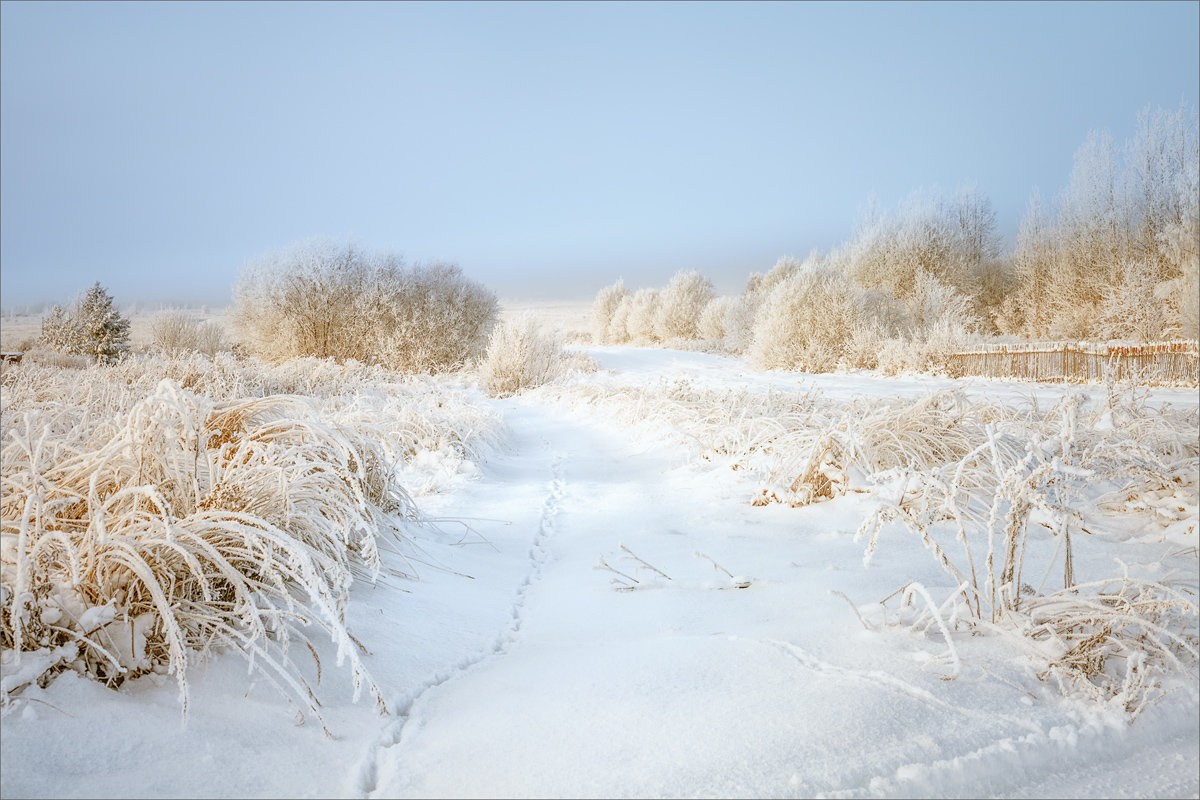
[2,0,1197,309]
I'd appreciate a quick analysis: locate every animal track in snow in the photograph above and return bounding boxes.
[354,453,567,798]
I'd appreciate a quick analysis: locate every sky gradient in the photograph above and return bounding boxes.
[2,0,1198,309]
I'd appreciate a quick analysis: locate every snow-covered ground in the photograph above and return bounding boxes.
[2,346,1197,799]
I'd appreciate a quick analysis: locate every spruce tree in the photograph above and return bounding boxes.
[40,282,131,362]
[75,282,131,362]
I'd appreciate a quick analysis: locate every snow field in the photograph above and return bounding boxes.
[1,344,1197,798]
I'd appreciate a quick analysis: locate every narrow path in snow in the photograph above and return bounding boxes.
[353,393,1198,799]
[354,422,567,797]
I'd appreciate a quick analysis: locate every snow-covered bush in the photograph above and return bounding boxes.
[591,279,630,344]
[842,186,998,305]
[697,296,732,346]
[723,257,807,356]
[722,292,763,355]
[653,270,715,343]
[748,264,869,372]
[625,288,662,345]
[150,310,229,357]
[233,239,498,372]
[479,316,594,397]
[38,283,131,363]
[38,305,85,355]
[607,294,634,344]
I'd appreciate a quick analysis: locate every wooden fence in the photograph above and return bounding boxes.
[944,340,1199,385]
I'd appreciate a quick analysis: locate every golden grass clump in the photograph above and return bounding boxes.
[1,353,504,730]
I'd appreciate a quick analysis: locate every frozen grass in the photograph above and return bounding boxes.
[478,316,597,398]
[533,375,1199,716]
[0,352,505,731]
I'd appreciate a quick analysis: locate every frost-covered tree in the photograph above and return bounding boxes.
[996,189,1055,336]
[1095,260,1181,342]
[1006,102,1198,340]
[39,283,131,362]
[654,270,715,342]
[843,187,998,304]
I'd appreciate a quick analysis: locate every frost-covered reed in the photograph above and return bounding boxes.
[535,377,1199,715]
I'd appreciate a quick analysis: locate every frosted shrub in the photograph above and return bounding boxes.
[150,310,228,357]
[38,305,85,355]
[653,270,715,343]
[626,288,661,345]
[1096,260,1184,342]
[150,309,197,355]
[607,295,634,344]
[234,239,498,372]
[480,316,583,397]
[839,324,885,371]
[843,187,995,303]
[192,320,228,357]
[891,269,983,372]
[722,291,764,355]
[748,265,866,372]
[591,279,630,344]
[697,296,732,346]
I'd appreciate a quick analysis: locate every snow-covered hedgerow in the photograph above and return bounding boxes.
[0,353,505,728]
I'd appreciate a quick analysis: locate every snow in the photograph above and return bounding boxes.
[3,346,1198,799]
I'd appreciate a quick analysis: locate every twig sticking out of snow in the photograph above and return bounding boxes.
[594,557,639,590]
[694,550,734,578]
[620,544,671,581]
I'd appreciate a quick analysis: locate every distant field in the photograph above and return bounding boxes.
[498,298,594,342]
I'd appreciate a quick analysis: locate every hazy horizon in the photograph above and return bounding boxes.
[2,0,1198,311]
